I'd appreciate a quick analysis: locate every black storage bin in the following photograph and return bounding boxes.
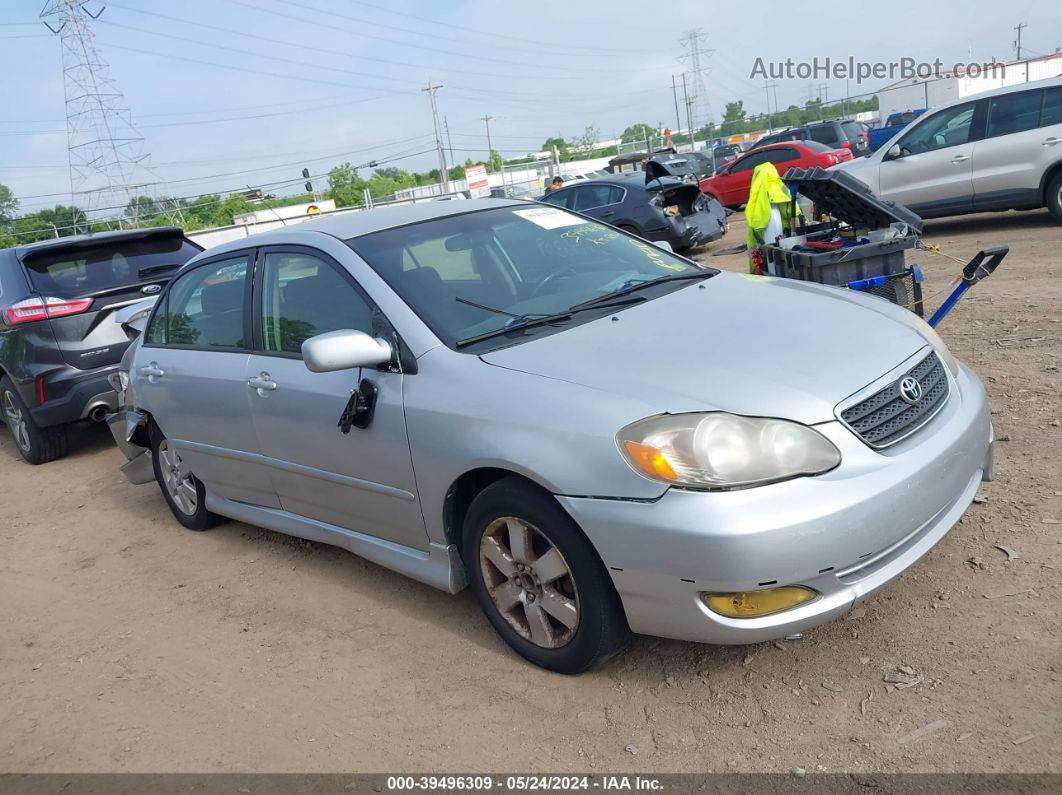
[760,167,923,288]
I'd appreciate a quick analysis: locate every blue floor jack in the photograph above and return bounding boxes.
[846,246,1008,328]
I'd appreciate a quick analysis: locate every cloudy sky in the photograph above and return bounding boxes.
[1,0,1058,213]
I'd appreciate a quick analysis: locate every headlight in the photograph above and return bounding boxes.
[618,412,840,489]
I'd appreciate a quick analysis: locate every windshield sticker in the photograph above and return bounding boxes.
[512,207,585,230]
[627,238,686,272]
[560,224,620,246]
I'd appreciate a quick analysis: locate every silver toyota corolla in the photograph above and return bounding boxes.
[108,199,993,673]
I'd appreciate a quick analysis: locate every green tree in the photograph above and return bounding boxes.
[327,162,367,207]
[620,123,655,144]
[0,183,17,226]
[541,136,568,156]
[210,195,254,227]
[124,195,159,223]
[488,150,504,173]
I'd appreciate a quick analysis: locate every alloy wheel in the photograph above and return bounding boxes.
[158,440,197,516]
[2,390,31,453]
[478,516,580,649]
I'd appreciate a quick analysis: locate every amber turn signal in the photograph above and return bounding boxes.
[702,586,817,618]
[622,440,678,482]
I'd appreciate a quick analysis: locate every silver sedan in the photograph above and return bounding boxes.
[108,199,993,673]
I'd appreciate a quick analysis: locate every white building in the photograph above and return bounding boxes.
[876,53,1062,124]
[232,199,336,226]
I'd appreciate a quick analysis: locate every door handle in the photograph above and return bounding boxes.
[1044,137,1060,146]
[138,363,164,381]
[951,155,969,163]
[247,373,278,393]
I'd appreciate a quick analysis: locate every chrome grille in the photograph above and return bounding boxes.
[840,352,949,448]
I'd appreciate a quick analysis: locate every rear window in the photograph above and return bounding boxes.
[842,122,868,139]
[799,140,835,153]
[809,125,839,145]
[21,234,201,299]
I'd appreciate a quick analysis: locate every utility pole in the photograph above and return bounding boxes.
[480,114,494,166]
[444,116,454,169]
[681,73,694,151]
[1014,22,1027,60]
[423,81,449,195]
[671,75,682,138]
[764,80,778,131]
[817,83,829,105]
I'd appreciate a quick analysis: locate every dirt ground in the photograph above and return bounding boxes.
[1,209,1059,774]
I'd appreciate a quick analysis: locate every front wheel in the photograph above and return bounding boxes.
[1046,171,1062,222]
[0,376,67,465]
[462,477,630,674]
[151,426,223,531]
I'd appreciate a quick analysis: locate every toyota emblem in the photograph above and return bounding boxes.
[899,376,923,404]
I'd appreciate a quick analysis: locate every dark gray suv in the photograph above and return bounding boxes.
[753,120,870,157]
[0,227,200,463]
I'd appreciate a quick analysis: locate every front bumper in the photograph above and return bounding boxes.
[557,361,992,645]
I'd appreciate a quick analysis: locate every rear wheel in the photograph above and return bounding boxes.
[1046,171,1062,222]
[462,477,630,674]
[0,376,67,465]
[151,426,223,531]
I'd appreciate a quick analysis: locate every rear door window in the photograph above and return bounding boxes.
[764,147,801,165]
[729,151,769,173]
[146,255,249,349]
[571,185,620,211]
[1042,87,1062,127]
[986,89,1043,137]
[21,233,200,299]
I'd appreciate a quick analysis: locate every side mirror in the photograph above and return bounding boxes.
[655,240,675,253]
[885,144,903,161]
[302,329,393,373]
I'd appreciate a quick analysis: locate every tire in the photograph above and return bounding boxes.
[150,425,223,531]
[0,376,67,465]
[461,477,630,674]
[1046,171,1062,222]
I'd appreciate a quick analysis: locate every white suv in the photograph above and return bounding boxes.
[835,76,1062,222]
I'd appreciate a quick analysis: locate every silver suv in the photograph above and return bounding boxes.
[835,76,1062,221]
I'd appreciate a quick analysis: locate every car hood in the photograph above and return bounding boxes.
[479,272,930,425]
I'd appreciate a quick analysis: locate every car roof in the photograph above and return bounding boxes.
[190,199,530,259]
[14,226,190,258]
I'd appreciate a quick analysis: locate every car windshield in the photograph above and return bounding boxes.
[347,206,711,350]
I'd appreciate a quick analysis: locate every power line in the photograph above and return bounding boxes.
[8,144,441,235]
[348,0,643,55]
[13,134,437,204]
[247,0,637,60]
[106,2,602,83]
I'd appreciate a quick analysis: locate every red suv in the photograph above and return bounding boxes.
[699,141,853,208]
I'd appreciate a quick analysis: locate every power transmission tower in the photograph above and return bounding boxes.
[423,81,449,195]
[677,28,715,137]
[40,0,176,228]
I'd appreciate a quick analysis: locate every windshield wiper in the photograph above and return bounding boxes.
[454,295,645,348]
[569,269,715,310]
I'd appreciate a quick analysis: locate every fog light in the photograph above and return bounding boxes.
[702,586,817,618]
